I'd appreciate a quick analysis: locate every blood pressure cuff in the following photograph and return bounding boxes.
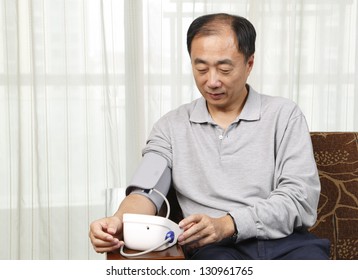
[126,152,171,212]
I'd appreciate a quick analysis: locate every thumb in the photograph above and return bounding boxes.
[106,216,122,235]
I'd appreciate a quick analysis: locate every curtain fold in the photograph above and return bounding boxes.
[124,0,145,180]
[0,0,357,259]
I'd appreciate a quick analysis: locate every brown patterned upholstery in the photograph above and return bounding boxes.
[309,132,358,260]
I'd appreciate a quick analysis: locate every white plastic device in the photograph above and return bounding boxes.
[120,189,183,257]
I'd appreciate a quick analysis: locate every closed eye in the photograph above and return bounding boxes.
[196,68,208,74]
[219,69,232,75]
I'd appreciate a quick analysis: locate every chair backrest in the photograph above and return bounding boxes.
[309,132,358,260]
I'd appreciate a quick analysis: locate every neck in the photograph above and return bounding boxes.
[208,88,248,129]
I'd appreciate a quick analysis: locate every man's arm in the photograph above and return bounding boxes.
[89,194,156,253]
[115,193,157,217]
[90,152,171,253]
[231,110,320,242]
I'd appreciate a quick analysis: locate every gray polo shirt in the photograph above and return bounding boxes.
[135,85,320,242]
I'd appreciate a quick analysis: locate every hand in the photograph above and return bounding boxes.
[89,216,124,253]
[177,214,235,249]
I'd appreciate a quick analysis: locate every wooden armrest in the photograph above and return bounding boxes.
[106,244,185,260]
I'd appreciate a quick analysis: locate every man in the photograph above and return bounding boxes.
[89,13,330,259]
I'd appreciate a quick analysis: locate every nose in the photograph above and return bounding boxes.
[207,70,221,88]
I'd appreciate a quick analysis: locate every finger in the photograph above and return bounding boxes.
[90,222,122,246]
[178,222,207,245]
[179,214,201,228]
[90,223,115,242]
[91,234,120,247]
[93,241,124,254]
[105,216,122,235]
[182,222,195,231]
[185,234,214,249]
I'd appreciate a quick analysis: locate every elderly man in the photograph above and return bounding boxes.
[89,13,330,260]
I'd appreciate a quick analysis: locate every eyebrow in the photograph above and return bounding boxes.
[194,58,234,66]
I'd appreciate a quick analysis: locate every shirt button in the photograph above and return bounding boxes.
[219,135,224,140]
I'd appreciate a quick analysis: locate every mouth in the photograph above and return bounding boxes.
[206,92,225,100]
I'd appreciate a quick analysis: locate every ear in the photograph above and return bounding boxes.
[246,54,254,73]
[247,54,254,68]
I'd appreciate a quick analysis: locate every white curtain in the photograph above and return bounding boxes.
[0,0,357,260]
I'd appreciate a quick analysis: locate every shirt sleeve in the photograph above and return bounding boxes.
[230,109,321,242]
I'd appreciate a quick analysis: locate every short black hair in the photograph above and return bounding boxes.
[187,13,256,62]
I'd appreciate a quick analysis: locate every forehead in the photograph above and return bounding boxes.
[190,28,243,63]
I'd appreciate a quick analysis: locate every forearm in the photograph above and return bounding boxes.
[232,186,319,241]
[113,193,157,219]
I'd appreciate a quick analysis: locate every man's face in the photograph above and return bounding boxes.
[190,26,254,113]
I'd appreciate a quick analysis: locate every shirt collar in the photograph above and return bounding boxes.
[189,85,261,124]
